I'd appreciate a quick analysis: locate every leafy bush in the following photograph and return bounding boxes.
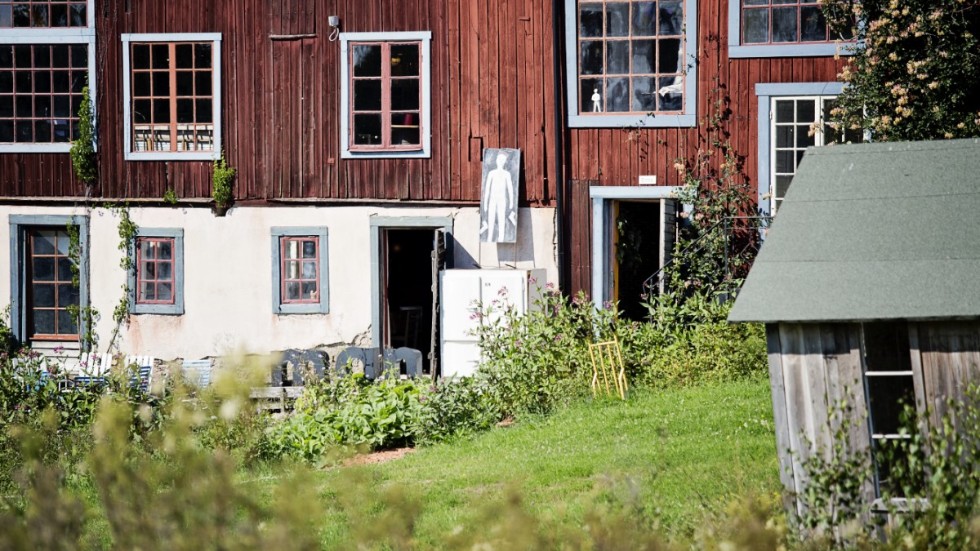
[414,376,501,445]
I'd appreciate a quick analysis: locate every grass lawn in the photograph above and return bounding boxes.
[298,377,781,547]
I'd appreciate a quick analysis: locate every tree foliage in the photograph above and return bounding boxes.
[824,0,980,141]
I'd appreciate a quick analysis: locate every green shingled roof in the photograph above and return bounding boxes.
[729,138,980,323]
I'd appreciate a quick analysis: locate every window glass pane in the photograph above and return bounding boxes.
[391,79,420,111]
[32,284,55,307]
[0,47,11,68]
[58,309,78,335]
[658,38,681,73]
[775,125,792,148]
[151,44,169,69]
[140,281,156,302]
[353,80,382,111]
[58,283,79,307]
[352,45,381,77]
[285,282,300,301]
[0,6,10,27]
[157,282,173,302]
[140,240,156,259]
[33,232,56,254]
[742,9,769,43]
[301,240,317,258]
[353,114,381,144]
[631,77,657,112]
[659,1,683,34]
[69,4,86,27]
[35,45,50,67]
[31,4,48,26]
[0,71,10,93]
[772,7,798,42]
[606,3,629,37]
[867,376,915,435]
[152,71,169,96]
[579,41,603,75]
[195,72,212,96]
[391,116,421,145]
[302,260,317,279]
[796,125,814,147]
[800,6,827,41]
[578,5,603,38]
[775,99,794,121]
[133,44,150,69]
[153,99,170,123]
[605,77,629,112]
[631,40,655,73]
[12,4,29,27]
[580,78,602,113]
[631,2,657,36]
[56,256,73,281]
[195,99,213,123]
[158,241,172,260]
[175,44,193,69]
[133,72,151,97]
[658,77,682,110]
[797,99,815,122]
[158,262,172,280]
[775,150,794,173]
[606,41,629,74]
[177,99,194,123]
[32,310,55,335]
[301,282,317,300]
[176,71,193,96]
[0,96,11,117]
[194,44,212,69]
[70,44,86,67]
[34,120,51,142]
[775,175,793,198]
[390,44,419,77]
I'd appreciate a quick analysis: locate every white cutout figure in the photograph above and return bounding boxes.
[483,152,515,243]
[591,88,602,112]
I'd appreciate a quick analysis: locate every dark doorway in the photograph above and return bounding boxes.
[381,229,437,374]
[613,201,662,321]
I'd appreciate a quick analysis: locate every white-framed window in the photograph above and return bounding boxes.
[128,228,184,315]
[756,83,862,217]
[728,0,856,58]
[271,227,329,315]
[121,33,222,161]
[564,0,698,128]
[339,32,431,159]
[0,0,95,153]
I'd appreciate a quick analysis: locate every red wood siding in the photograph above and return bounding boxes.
[567,2,848,187]
[0,0,559,206]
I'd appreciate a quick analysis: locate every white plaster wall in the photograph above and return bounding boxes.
[1,204,556,360]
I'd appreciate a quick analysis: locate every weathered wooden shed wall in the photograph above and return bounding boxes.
[0,0,559,206]
[767,320,980,515]
[765,322,876,517]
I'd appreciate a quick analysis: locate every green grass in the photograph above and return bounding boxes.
[296,377,781,547]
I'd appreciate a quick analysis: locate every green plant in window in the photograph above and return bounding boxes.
[212,152,236,214]
[69,85,97,186]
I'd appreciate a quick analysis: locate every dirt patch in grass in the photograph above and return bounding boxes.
[343,447,416,467]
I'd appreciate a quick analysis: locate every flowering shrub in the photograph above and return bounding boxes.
[824,0,980,141]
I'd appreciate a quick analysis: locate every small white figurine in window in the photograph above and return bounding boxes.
[591,88,602,112]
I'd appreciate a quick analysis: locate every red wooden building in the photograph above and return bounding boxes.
[0,0,854,365]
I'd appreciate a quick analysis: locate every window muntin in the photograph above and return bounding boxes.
[136,237,175,305]
[349,41,422,151]
[0,1,87,29]
[575,0,685,115]
[27,228,79,340]
[770,95,862,214]
[129,41,215,154]
[0,43,87,144]
[280,236,320,304]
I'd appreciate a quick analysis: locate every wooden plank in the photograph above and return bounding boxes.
[766,324,799,518]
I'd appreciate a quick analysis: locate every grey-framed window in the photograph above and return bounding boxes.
[9,214,89,347]
[271,227,329,315]
[121,33,222,161]
[755,82,863,217]
[728,0,855,58]
[128,228,184,315]
[565,0,697,128]
[339,31,432,159]
[0,0,95,152]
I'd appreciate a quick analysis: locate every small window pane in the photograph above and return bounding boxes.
[33,310,55,334]
[352,45,381,77]
[658,39,682,73]
[775,125,793,148]
[158,262,172,280]
[775,175,793,198]
[353,114,381,145]
[301,240,317,258]
[176,71,193,95]
[58,283,79,307]
[195,72,212,96]
[32,284,55,307]
[659,1,683,35]
[867,377,915,435]
[151,44,169,69]
[742,9,769,43]
[580,78,602,113]
[631,40,655,73]
[302,260,317,279]
[301,282,317,300]
[285,282,300,301]
[195,44,212,69]
[579,5,603,38]
[631,2,657,36]
[58,310,78,335]
[69,4,86,27]
[796,125,815,147]
[775,99,794,121]
[157,282,173,302]
[133,44,150,69]
[579,41,603,75]
[33,232,56,254]
[605,77,629,112]
[772,7,798,42]
[153,99,170,123]
[175,44,193,69]
[141,281,156,301]
[195,99,212,123]
[775,150,795,173]
[176,99,194,123]
[797,99,816,122]
[390,44,419,77]
[606,41,629,74]
[158,241,172,260]
[390,118,420,145]
[606,3,629,37]
[353,80,382,111]
[390,79,420,111]
[631,77,657,112]
[134,73,151,97]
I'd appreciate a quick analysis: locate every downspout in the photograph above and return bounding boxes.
[551,0,568,292]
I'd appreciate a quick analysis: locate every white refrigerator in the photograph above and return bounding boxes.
[439,268,546,378]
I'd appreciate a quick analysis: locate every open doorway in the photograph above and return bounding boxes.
[612,201,662,321]
[371,217,452,377]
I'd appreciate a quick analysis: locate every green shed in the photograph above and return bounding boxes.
[729,138,980,514]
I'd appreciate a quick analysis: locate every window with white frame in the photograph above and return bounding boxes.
[565,0,697,128]
[0,0,95,152]
[122,33,222,160]
[340,32,431,159]
[129,228,184,315]
[728,0,854,58]
[756,83,863,217]
[271,227,329,314]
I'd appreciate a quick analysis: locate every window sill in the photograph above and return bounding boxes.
[125,151,220,161]
[131,304,184,315]
[275,304,329,315]
[568,112,696,129]
[341,149,430,160]
[0,143,73,153]
[728,42,857,58]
